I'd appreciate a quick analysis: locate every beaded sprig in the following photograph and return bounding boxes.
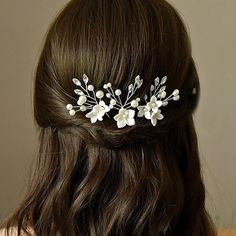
[66,74,180,128]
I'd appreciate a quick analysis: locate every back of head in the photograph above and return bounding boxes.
[3,0,217,235]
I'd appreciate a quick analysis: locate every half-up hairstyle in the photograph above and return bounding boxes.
[2,0,217,235]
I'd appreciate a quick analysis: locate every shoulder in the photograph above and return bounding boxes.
[218,229,236,236]
[0,227,35,236]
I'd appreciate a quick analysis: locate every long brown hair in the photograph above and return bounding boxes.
[2,0,217,235]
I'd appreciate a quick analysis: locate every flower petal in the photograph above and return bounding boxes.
[157,113,164,120]
[137,110,144,117]
[104,105,110,112]
[150,96,157,102]
[144,111,151,119]
[114,113,123,121]
[146,102,152,110]
[117,119,126,128]
[128,109,135,118]
[152,107,159,113]
[156,100,163,107]
[91,116,97,123]
[85,111,93,118]
[151,117,157,126]
[97,115,103,121]
[97,112,105,120]
[127,118,135,126]
[99,101,105,106]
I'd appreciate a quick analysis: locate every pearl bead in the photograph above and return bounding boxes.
[96,90,104,98]
[107,83,111,87]
[110,99,116,105]
[172,89,179,96]
[66,104,73,110]
[80,105,87,111]
[106,93,111,98]
[115,89,122,96]
[77,95,87,105]
[161,91,166,98]
[103,84,108,89]
[69,109,76,116]
[173,95,180,101]
[162,101,168,106]
[109,104,113,109]
[131,100,139,108]
[88,85,94,91]
[136,98,141,102]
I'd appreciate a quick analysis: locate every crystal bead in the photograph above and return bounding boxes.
[160,76,167,85]
[154,77,160,86]
[74,89,84,95]
[72,78,81,86]
[83,74,89,83]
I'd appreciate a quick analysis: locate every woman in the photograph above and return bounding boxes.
[1,0,218,235]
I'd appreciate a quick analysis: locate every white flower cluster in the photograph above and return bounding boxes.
[66,74,180,128]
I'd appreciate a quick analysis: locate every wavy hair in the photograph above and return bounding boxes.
[2,0,217,235]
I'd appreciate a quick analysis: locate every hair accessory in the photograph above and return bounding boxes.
[66,74,180,128]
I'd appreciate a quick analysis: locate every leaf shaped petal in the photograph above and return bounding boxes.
[74,89,84,95]
[128,109,135,118]
[127,118,135,126]
[83,74,89,83]
[151,117,157,126]
[117,120,126,128]
[154,77,160,86]
[161,76,167,85]
[72,78,81,86]
[159,86,166,92]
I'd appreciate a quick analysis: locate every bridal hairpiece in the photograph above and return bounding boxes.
[66,74,180,128]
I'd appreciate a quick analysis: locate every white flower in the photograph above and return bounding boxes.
[113,108,135,128]
[137,96,164,126]
[137,105,149,118]
[85,100,110,123]
[143,96,162,119]
[137,96,162,119]
[146,96,162,112]
[150,110,164,126]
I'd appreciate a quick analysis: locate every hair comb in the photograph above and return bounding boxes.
[66,74,180,128]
